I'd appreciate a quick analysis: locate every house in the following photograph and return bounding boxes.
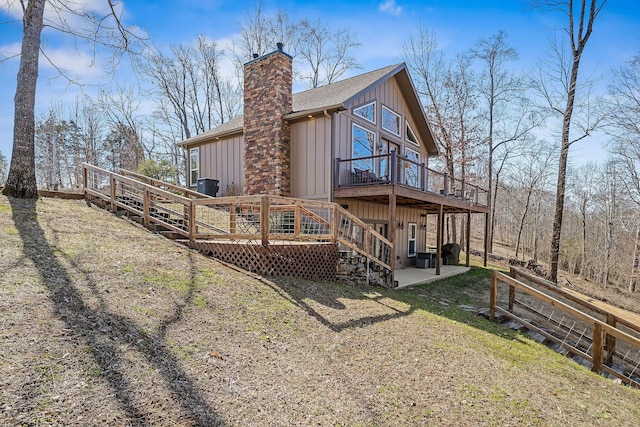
[177,44,489,276]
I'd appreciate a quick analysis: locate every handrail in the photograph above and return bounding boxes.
[510,267,640,335]
[82,163,393,279]
[336,154,488,206]
[119,168,209,200]
[490,270,640,388]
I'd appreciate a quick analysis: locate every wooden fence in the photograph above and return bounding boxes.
[490,268,640,388]
[82,163,393,278]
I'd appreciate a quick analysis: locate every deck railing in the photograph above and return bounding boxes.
[82,163,392,273]
[335,152,488,206]
[490,268,640,388]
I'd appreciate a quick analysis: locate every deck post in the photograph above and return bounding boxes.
[82,165,88,193]
[389,193,396,271]
[436,204,443,275]
[188,201,196,242]
[465,210,471,267]
[109,176,116,212]
[143,188,150,227]
[294,205,301,238]
[332,206,340,242]
[443,173,449,196]
[489,270,497,321]
[390,150,397,184]
[605,314,617,364]
[421,163,426,191]
[261,196,270,246]
[592,323,604,374]
[230,204,237,234]
[483,212,489,267]
[335,158,341,188]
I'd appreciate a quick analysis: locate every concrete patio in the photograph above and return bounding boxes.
[394,265,470,289]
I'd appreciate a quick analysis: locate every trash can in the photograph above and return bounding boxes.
[417,251,437,268]
[416,252,429,268]
[196,178,219,197]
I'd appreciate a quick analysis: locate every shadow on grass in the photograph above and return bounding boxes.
[263,265,520,340]
[10,197,222,426]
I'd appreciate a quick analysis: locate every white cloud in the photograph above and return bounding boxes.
[39,47,105,80]
[0,42,21,60]
[379,0,403,16]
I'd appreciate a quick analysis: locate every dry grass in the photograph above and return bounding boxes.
[1,195,639,426]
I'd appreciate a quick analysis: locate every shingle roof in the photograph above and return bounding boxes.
[176,115,244,147]
[177,64,404,147]
[290,64,401,115]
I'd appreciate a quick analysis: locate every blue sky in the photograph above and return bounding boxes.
[1,0,639,165]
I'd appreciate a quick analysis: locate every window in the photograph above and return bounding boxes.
[352,124,376,172]
[404,147,420,188]
[382,106,401,136]
[353,101,376,124]
[406,121,420,146]
[189,147,199,187]
[408,223,417,257]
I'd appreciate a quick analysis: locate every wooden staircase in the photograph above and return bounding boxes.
[82,163,395,286]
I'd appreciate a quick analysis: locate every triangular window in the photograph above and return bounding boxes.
[406,121,420,146]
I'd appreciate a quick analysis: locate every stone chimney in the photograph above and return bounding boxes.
[243,43,293,196]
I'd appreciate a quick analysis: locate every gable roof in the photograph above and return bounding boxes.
[178,63,438,155]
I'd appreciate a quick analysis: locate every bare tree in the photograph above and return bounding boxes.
[295,19,361,88]
[2,0,143,198]
[531,0,607,282]
[141,36,241,141]
[3,0,46,197]
[471,30,542,252]
[595,160,620,287]
[607,53,640,292]
[608,54,640,205]
[402,27,457,183]
[402,27,483,243]
[233,2,361,88]
[233,2,296,62]
[568,162,598,276]
[510,141,555,259]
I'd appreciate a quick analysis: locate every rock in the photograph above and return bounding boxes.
[442,243,460,265]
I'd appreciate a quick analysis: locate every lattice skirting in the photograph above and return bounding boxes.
[189,241,339,280]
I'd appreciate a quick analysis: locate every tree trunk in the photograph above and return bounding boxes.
[630,227,640,294]
[548,0,600,283]
[2,0,46,198]
[580,197,587,277]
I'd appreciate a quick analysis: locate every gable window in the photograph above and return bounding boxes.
[353,101,376,124]
[406,121,420,146]
[352,124,376,172]
[404,147,420,188]
[382,106,401,136]
[189,147,200,187]
[408,223,417,257]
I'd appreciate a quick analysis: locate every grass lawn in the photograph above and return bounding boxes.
[1,195,639,426]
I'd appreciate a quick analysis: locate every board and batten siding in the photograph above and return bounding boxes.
[290,116,332,201]
[337,199,432,267]
[196,135,244,196]
[334,75,429,164]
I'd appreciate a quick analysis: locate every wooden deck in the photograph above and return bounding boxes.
[82,163,395,286]
[335,152,489,215]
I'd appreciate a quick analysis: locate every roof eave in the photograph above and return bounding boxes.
[284,104,345,120]
[176,127,244,148]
